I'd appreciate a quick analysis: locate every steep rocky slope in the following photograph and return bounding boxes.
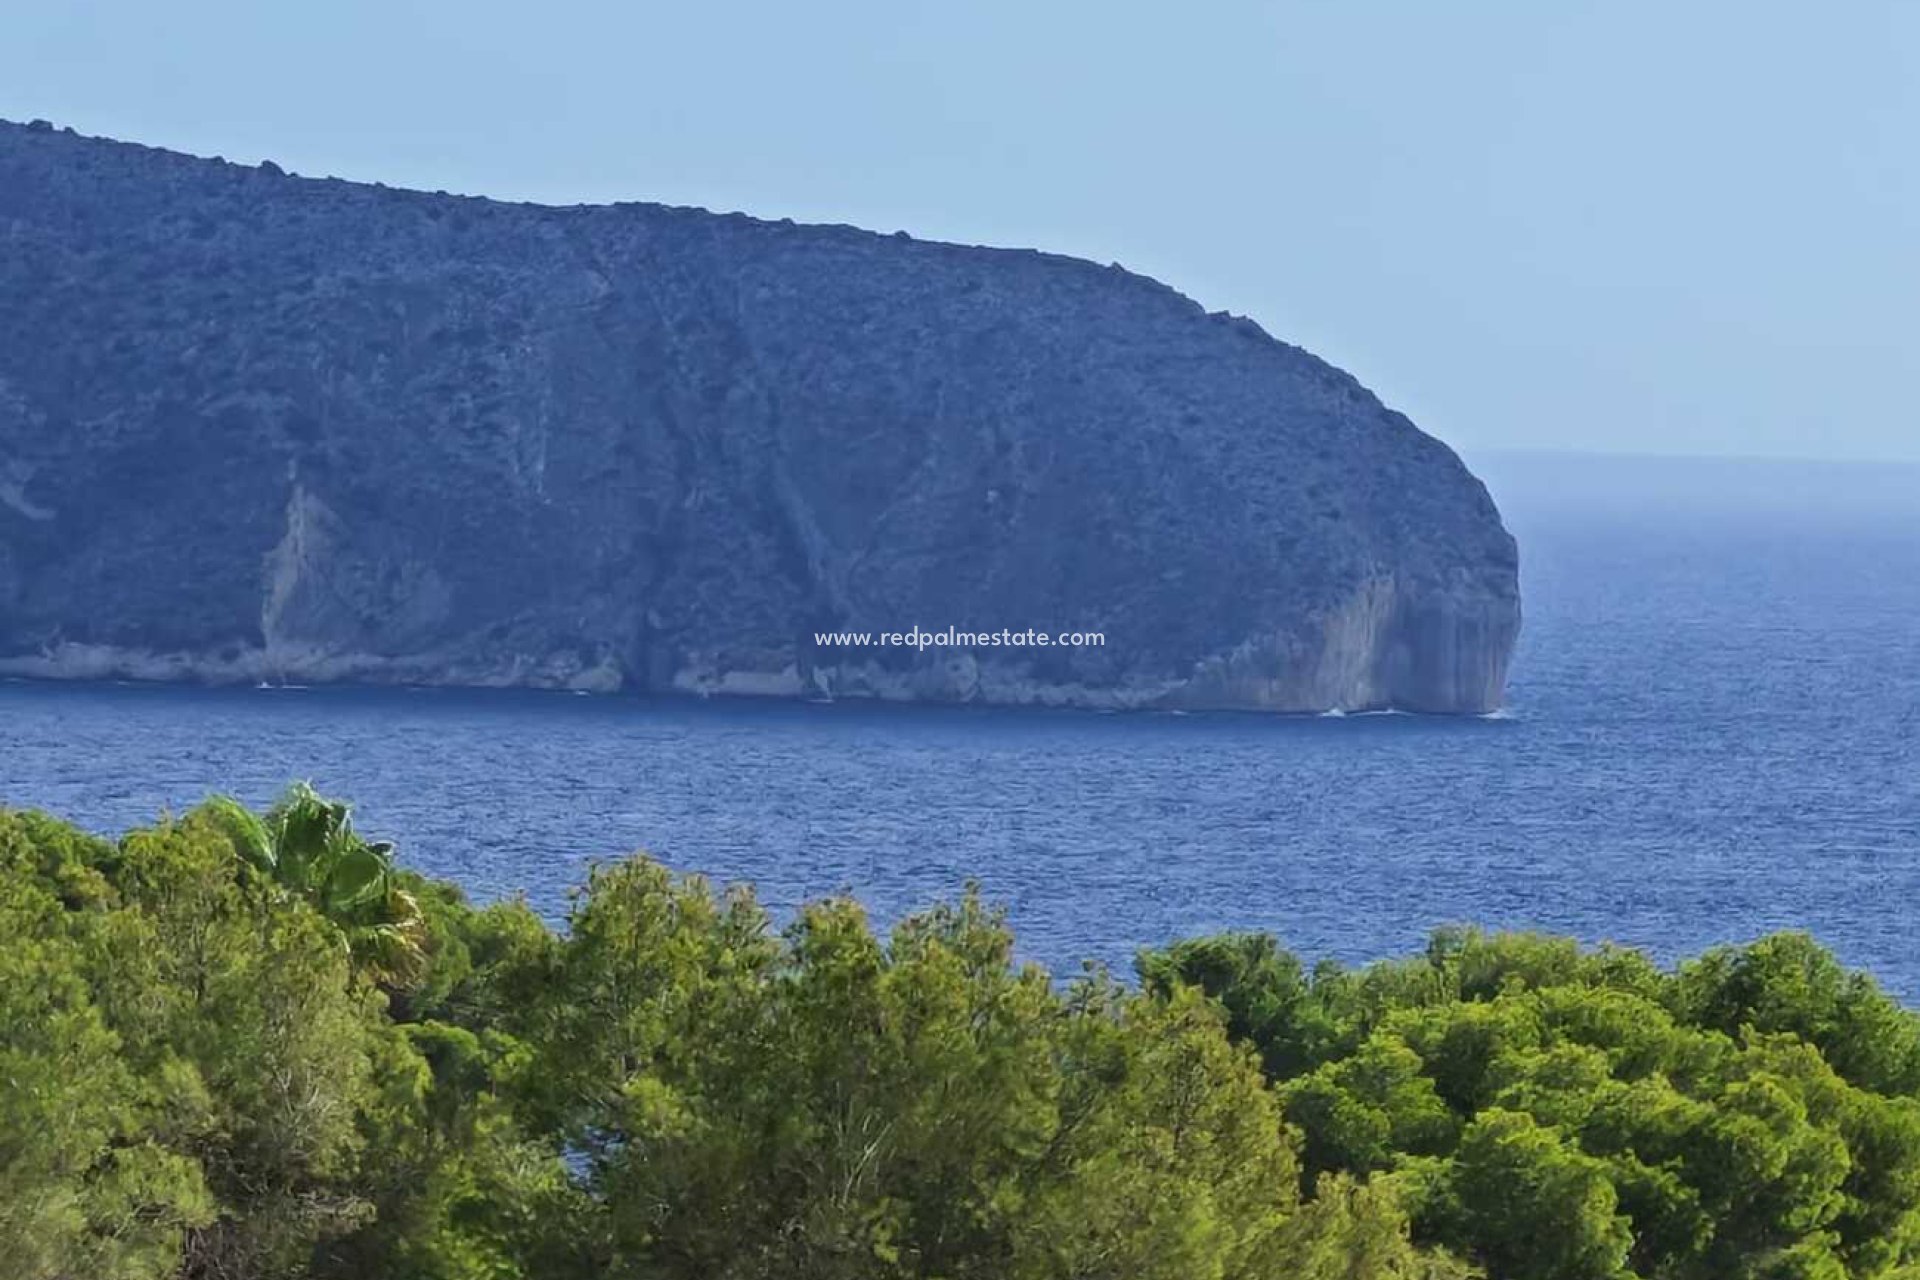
[0,119,1519,712]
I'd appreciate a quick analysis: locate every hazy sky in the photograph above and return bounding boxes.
[6,1,1916,462]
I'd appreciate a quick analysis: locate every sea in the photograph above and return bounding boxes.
[4,452,1917,994]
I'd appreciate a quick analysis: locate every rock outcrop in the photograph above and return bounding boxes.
[0,120,1519,713]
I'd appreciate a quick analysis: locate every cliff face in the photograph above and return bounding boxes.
[0,120,1519,713]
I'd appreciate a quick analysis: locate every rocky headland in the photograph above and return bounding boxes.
[0,118,1519,712]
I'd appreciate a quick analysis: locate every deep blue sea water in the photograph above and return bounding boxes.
[4,453,1918,993]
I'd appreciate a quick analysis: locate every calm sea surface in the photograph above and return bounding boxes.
[4,454,1917,992]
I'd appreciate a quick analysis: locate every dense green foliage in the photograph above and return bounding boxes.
[4,790,1920,1279]
[1,791,1459,1280]
[1141,930,1920,1279]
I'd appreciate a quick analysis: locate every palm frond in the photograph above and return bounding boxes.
[200,794,276,874]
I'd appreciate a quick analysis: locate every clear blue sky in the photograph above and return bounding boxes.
[7,1,1916,462]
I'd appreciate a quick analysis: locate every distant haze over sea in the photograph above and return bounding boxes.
[1472,449,1920,525]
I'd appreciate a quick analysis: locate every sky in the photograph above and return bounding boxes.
[5,1,1916,463]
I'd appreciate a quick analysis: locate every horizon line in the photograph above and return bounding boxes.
[1465,445,1920,470]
